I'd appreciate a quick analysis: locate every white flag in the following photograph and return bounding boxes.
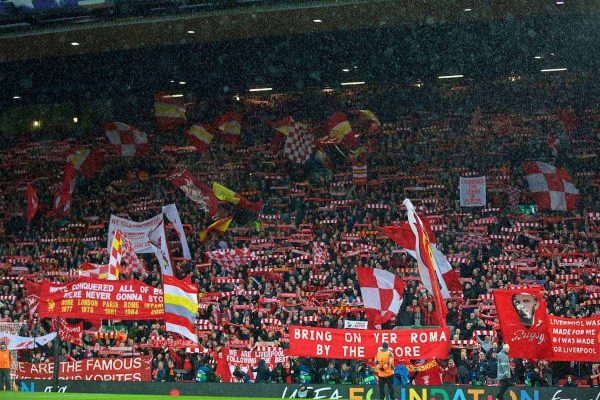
[147,222,174,276]
[0,332,57,350]
[162,204,191,260]
[459,176,486,207]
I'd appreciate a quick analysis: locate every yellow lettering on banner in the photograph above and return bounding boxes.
[125,308,137,316]
[61,306,73,313]
[81,306,94,313]
[102,301,118,308]
[467,389,484,400]
[104,308,117,315]
[124,302,139,309]
[349,388,364,400]
[409,388,426,400]
[62,299,73,306]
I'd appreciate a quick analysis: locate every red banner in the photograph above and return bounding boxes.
[219,348,289,382]
[548,315,600,361]
[13,355,152,381]
[289,325,450,360]
[493,288,552,360]
[38,278,164,320]
[57,320,83,346]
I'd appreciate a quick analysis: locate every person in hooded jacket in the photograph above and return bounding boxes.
[253,359,271,383]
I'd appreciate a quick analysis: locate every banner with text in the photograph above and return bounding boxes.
[459,176,486,207]
[548,315,600,361]
[12,355,152,381]
[221,348,289,382]
[107,214,163,254]
[289,326,450,360]
[38,278,164,320]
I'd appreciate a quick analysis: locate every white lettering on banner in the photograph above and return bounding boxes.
[409,331,447,343]
[13,356,151,382]
[294,327,333,342]
[289,326,449,360]
[281,386,346,400]
[344,333,362,343]
[342,346,365,358]
[374,333,398,344]
[512,330,546,345]
[550,389,600,400]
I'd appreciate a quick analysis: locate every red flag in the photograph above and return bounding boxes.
[493,287,553,360]
[26,183,39,223]
[50,164,76,217]
[154,92,187,131]
[215,112,242,145]
[57,320,83,346]
[403,199,447,326]
[24,279,41,319]
[169,169,219,216]
[67,148,104,178]
[380,219,461,297]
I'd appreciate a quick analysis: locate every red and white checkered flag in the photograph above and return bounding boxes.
[283,122,314,164]
[104,122,150,157]
[522,161,579,211]
[356,266,405,327]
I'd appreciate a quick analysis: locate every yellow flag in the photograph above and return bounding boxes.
[212,182,240,205]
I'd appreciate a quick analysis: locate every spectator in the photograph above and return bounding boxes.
[321,361,340,384]
[154,360,166,382]
[563,375,577,387]
[457,349,473,384]
[441,359,458,384]
[590,364,600,387]
[253,359,271,383]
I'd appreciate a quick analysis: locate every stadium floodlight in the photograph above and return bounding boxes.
[187,30,195,34]
[249,87,273,92]
[70,42,80,46]
[540,68,567,72]
[313,19,322,23]
[464,8,472,11]
[169,94,184,98]
[179,81,186,85]
[438,74,464,79]
[340,81,365,86]
[13,96,20,99]
[342,68,350,72]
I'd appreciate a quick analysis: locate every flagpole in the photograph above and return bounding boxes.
[52,316,61,392]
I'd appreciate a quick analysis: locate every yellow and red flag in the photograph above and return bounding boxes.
[212,182,263,213]
[215,112,242,145]
[199,217,233,242]
[100,229,122,280]
[186,124,213,153]
[154,92,186,131]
